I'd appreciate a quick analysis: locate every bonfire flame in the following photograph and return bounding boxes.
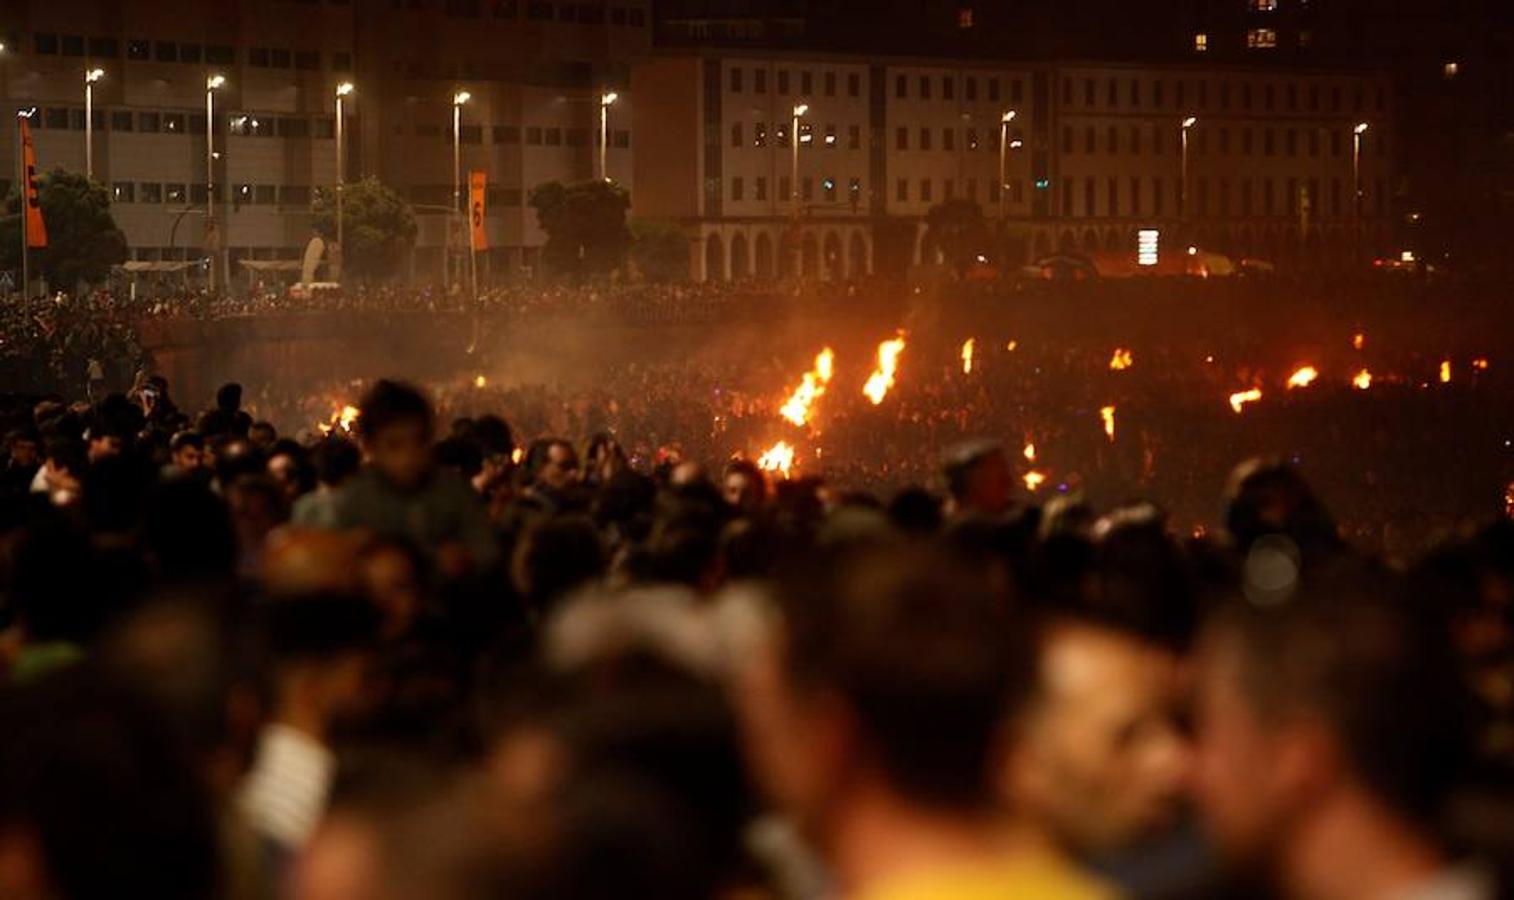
[1023,441,1037,462]
[1287,366,1319,389]
[779,348,837,427]
[1352,369,1373,390]
[1100,405,1116,441]
[1440,360,1452,384]
[1473,358,1490,372]
[1229,388,1263,414]
[1352,333,1366,350]
[961,338,976,375]
[475,374,487,389]
[1109,348,1134,371]
[1006,340,1019,352]
[319,404,361,436]
[863,334,907,405]
[757,441,796,479]
[1023,470,1047,492]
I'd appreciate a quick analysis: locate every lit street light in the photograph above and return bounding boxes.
[206,75,226,292]
[84,68,104,181]
[451,90,471,290]
[335,82,354,278]
[790,103,809,278]
[998,109,1017,222]
[1353,122,1369,217]
[16,107,37,298]
[599,91,618,182]
[1181,116,1198,220]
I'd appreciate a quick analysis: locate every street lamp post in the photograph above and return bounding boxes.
[789,103,808,278]
[206,75,226,292]
[16,107,36,299]
[599,91,618,182]
[451,91,471,290]
[1180,116,1197,221]
[998,109,1017,222]
[1352,122,1368,219]
[335,82,353,279]
[84,68,104,181]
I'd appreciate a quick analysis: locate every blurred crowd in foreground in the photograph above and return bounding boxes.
[0,373,1511,900]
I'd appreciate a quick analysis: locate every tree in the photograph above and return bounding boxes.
[311,177,417,283]
[922,198,992,275]
[529,180,631,278]
[628,218,691,282]
[1,168,127,289]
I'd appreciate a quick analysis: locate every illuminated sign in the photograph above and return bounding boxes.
[1137,229,1160,266]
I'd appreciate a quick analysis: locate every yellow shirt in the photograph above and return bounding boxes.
[856,854,1121,900]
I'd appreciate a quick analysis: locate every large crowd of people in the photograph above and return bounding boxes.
[0,364,1511,900]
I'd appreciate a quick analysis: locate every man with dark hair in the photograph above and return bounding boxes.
[216,382,254,438]
[293,438,362,529]
[329,380,498,575]
[722,458,767,517]
[167,430,206,480]
[1194,588,1491,900]
[943,439,1014,517]
[239,592,381,859]
[735,545,1114,900]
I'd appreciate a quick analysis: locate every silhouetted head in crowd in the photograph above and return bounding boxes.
[141,478,237,585]
[6,427,41,470]
[216,382,244,413]
[1194,585,1474,896]
[313,437,362,489]
[887,486,944,536]
[525,438,580,495]
[1225,458,1343,563]
[249,420,278,450]
[0,664,221,900]
[721,459,766,517]
[358,380,436,490]
[943,438,1014,517]
[738,544,1025,848]
[262,592,383,742]
[169,430,205,476]
[512,515,606,615]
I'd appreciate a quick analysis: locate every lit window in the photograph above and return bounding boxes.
[958,7,973,28]
[1249,0,1277,10]
[1246,28,1277,49]
[1443,61,1459,79]
[1194,32,1209,52]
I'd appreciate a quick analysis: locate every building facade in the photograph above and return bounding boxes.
[0,0,650,285]
[633,51,1393,281]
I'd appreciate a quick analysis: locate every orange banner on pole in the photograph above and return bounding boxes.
[468,170,487,251]
[19,119,47,248]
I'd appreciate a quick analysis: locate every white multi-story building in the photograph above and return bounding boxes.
[633,50,1393,280]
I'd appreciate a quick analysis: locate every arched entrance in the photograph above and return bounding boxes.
[801,233,820,277]
[755,232,774,279]
[704,233,725,282]
[730,232,750,279]
[823,232,843,280]
[848,232,868,277]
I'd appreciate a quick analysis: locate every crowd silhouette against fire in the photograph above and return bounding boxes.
[0,274,1512,900]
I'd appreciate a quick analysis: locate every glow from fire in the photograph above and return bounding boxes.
[863,334,907,405]
[1109,348,1134,371]
[1440,360,1452,384]
[1506,482,1514,519]
[1229,388,1263,414]
[961,338,976,375]
[1100,405,1116,441]
[1287,366,1319,389]
[474,374,487,388]
[1352,333,1366,350]
[1023,441,1036,462]
[1473,358,1490,372]
[1352,369,1373,390]
[1006,340,1019,352]
[511,447,524,465]
[779,347,837,427]
[1023,470,1047,492]
[319,404,361,436]
[757,441,796,479]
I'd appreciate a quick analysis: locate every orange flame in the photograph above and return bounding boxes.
[1100,405,1116,441]
[511,447,524,465]
[757,441,796,479]
[1473,358,1490,372]
[1439,360,1452,384]
[1109,348,1134,371]
[474,374,487,388]
[1352,369,1373,390]
[1506,482,1514,519]
[1286,366,1318,389]
[1005,340,1019,352]
[961,338,976,375]
[319,404,361,436]
[779,347,837,427]
[1023,441,1036,462]
[863,333,907,405]
[1229,388,1263,414]
[1352,333,1365,350]
[1023,470,1047,492]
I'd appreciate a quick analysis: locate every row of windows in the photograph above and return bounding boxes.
[405,123,631,148]
[110,182,312,206]
[892,73,1026,105]
[30,107,337,139]
[727,66,1030,107]
[892,177,1024,205]
[521,2,645,25]
[720,175,864,205]
[1059,122,1379,158]
[728,121,1022,153]
[1060,74,1386,116]
[31,34,352,72]
[406,184,533,206]
[1054,175,1387,219]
